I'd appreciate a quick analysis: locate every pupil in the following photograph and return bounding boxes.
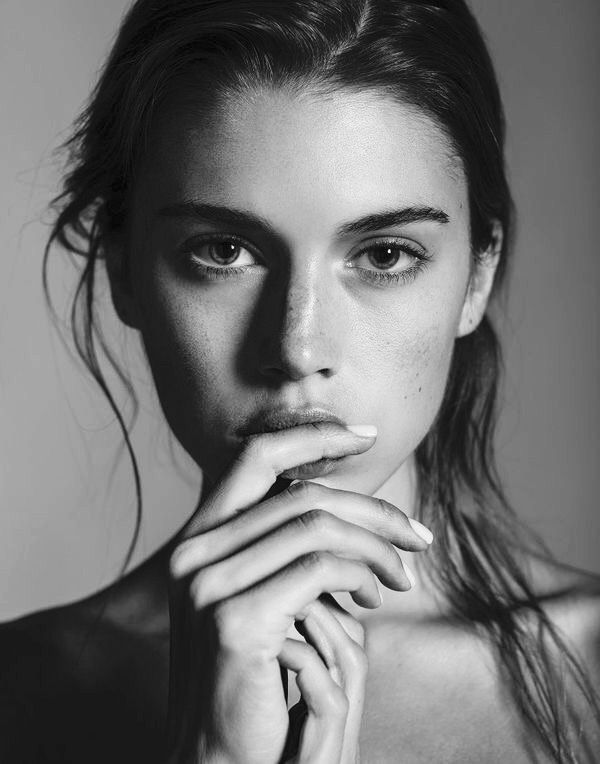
[369,247,400,270]
[210,241,240,265]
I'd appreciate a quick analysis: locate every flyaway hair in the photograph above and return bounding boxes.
[43,1,600,760]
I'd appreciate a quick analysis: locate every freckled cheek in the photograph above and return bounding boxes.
[358,317,455,448]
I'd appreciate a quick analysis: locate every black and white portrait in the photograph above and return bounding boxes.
[1,1,599,762]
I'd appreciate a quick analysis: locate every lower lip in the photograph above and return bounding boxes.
[280,456,342,480]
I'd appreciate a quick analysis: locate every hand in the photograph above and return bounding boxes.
[166,422,432,763]
[283,594,368,764]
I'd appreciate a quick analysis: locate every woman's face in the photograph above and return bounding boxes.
[120,86,494,494]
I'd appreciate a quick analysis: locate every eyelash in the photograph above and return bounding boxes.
[179,235,431,286]
[349,239,430,286]
[180,235,259,281]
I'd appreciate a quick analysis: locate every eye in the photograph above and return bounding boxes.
[348,239,431,286]
[185,237,258,268]
[178,234,264,281]
[355,242,420,271]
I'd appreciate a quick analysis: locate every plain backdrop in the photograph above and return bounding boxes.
[1,0,598,620]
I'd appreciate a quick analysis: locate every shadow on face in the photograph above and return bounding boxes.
[110,85,496,494]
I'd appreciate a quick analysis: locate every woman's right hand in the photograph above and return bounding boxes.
[166,422,432,763]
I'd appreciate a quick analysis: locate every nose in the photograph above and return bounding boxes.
[258,265,343,382]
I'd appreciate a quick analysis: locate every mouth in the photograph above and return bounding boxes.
[238,406,347,437]
[237,406,350,479]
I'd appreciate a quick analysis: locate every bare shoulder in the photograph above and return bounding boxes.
[527,553,600,651]
[0,602,87,762]
[0,592,117,679]
[0,585,168,763]
[360,555,600,762]
[0,600,84,684]
[525,553,600,722]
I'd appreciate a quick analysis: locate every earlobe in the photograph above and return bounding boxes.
[456,221,503,338]
[104,240,141,330]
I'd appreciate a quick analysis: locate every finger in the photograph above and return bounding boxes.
[176,510,412,607]
[171,479,432,576]
[300,599,367,701]
[182,422,377,538]
[299,599,367,762]
[298,599,366,676]
[199,552,381,620]
[199,554,381,659]
[279,639,347,764]
[317,594,366,648]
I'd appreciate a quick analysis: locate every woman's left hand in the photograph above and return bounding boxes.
[282,593,367,764]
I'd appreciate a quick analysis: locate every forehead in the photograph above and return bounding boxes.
[134,86,467,234]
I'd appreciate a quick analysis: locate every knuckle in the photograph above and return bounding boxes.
[297,550,320,573]
[375,497,399,523]
[345,642,369,675]
[286,479,319,501]
[298,550,334,574]
[323,685,349,717]
[297,508,332,534]
[376,497,410,530]
[302,600,319,621]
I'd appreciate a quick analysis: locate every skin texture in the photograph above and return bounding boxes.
[108,86,499,761]
[165,425,427,762]
[3,86,598,764]
[112,86,497,500]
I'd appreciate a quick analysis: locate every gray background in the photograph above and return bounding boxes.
[1,0,598,620]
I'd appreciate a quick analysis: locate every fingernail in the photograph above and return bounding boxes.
[408,517,434,544]
[404,563,416,588]
[346,424,378,438]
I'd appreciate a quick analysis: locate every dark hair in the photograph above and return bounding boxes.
[43,0,599,761]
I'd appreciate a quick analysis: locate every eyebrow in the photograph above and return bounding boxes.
[156,201,450,237]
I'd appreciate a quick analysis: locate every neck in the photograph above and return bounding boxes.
[338,453,444,623]
[372,454,419,514]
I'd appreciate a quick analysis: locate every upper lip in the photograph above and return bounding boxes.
[238,406,347,437]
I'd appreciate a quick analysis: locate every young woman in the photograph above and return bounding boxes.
[1,1,599,762]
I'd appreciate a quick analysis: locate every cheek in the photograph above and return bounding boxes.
[356,306,457,453]
[137,279,246,460]
[139,259,246,384]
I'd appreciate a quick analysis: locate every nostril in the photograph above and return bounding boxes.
[259,360,334,382]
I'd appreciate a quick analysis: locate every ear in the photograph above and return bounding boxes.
[104,237,141,330]
[456,221,503,338]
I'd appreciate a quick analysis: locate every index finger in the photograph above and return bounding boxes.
[182,422,377,538]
